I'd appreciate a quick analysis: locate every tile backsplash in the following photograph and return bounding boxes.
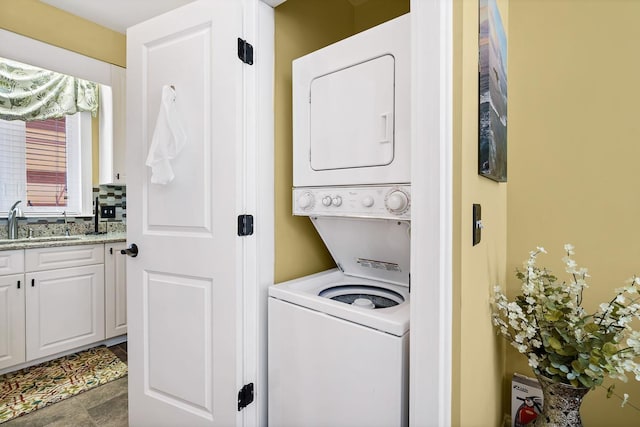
[0,185,126,238]
[95,185,126,222]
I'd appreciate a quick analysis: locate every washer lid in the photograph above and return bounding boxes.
[310,216,410,287]
[319,284,405,308]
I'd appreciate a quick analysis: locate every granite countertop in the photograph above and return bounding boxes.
[0,232,127,251]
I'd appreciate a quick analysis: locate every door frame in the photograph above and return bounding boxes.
[409,1,453,426]
[216,0,458,424]
[242,1,274,426]
[255,1,454,426]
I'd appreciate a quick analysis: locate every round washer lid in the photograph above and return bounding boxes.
[319,284,405,309]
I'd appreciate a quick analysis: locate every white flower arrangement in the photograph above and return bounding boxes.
[492,244,640,401]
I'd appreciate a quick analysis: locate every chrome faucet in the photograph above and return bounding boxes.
[7,200,22,239]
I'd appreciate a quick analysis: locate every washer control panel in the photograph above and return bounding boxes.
[293,185,411,219]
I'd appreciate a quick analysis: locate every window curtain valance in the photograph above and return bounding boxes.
[0,57,99,122]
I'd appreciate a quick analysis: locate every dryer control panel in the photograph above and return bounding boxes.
[293,185,411,219]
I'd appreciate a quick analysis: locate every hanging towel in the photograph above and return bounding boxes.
[145,85,187,184]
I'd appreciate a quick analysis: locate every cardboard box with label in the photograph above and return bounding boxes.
[512,373,543,426]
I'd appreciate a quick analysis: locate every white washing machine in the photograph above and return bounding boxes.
[268,186,411,427]
[292,13,411,187]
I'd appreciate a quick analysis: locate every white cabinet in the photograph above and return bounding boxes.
[0,241,127,370]
[105,242,127,338]
[0,250,25,370]
[99,64,127,185]
[25,245,105,360]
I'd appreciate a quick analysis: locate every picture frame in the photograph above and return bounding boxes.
[478,0,508,182]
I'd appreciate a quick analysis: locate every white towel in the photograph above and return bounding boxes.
[145,85,187,184]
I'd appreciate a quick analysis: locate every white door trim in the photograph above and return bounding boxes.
[409,0,453,426]
[241,1,274,426]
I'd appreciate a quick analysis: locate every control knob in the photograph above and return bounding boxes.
[322,196,332,207]
[385,190,410,214]
[361,196,375,208]
[297,192,315,210]
[332,196,342,207]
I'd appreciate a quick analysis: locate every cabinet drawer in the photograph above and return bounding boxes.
[0,250,24,276]
[25,245,104,272]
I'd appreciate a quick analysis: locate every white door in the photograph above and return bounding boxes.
[126,1,250,426]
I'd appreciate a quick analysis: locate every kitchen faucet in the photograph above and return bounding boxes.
[7,200,22,239]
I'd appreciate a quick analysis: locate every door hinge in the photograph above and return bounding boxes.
[237,38,254,65]
[237,214,254,236]
[237,383,254,411]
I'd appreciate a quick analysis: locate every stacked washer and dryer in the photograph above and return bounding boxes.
[268,14,411,427]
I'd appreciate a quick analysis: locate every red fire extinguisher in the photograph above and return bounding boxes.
[514,395,542,426]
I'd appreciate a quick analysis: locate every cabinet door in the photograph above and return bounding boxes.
[111,65,127,184]
[99,65,127,185]
[105,243,127,338]
[0,274,25,370]
[26,264,105,360]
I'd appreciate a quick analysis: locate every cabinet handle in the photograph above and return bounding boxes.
[31,279,35,287]
[110,247,113,255]
[17,280,20,289]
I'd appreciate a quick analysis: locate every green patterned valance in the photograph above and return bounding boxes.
[0,57,99,122]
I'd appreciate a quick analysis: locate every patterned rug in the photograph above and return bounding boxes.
[0,346,128,424]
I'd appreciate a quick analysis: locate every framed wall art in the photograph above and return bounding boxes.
[478,0,508,182]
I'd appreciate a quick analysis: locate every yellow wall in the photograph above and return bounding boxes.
[452,0,508,425]
[508,0,640,424]
[273,0,408,282]
[0,0,125,67]
[274,0,353,282]
[353,0,410,33]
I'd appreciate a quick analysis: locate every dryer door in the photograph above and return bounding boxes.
[310,54,395,171]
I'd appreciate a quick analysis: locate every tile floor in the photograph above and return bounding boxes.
[4,342,129,427]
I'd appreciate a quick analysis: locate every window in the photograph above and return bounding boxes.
[0,112,92,216]
[25,117,69,207]
[0,30,115,218]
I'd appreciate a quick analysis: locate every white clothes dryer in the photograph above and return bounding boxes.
[292,14,411,188]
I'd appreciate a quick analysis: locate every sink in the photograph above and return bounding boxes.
[0,236,82,245]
